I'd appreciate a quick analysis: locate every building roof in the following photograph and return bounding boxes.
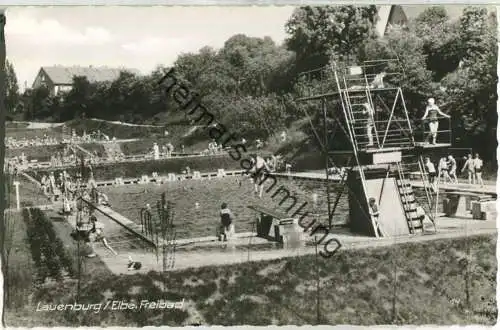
[376,5,496,36]
[40,65,141,85]
[375,6,393,37]
[401,5,494,21]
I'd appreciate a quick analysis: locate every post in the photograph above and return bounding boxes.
[13,181,20,210]
[322,98,332,230]
[0,11,7,323]
[315,236,320,324]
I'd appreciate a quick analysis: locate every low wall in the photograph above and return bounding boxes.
[25,154,241,181]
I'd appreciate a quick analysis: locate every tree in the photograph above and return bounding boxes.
[285,5,378,72]
[440,8,497,161]
[412,7,462,80]
[62,76,95,120]
[361,27,435,118]
[4,59,19,114]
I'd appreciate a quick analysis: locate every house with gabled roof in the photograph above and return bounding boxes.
[375,5,494,36]
[32,65,141,96]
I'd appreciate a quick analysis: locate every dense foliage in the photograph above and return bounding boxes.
[22,208,74,283]
[10,6,498,160]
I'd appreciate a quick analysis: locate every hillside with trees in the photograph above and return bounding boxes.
[8,6,498,162]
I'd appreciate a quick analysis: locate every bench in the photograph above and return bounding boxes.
[443,190,494,217]
[471,200,497,220]
[248,205,304,247]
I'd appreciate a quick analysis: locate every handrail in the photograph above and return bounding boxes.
[396,162,415,234]
[417,156,437,232]
[419,117,452,145]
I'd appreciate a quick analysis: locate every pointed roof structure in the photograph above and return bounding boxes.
[37,65,141,86]
[375,5,495,37]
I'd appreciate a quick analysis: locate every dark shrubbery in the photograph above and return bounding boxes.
[22,208,74,283]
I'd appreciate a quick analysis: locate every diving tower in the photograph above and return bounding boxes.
[296,59,452,238]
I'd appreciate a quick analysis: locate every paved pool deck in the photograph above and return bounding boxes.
[92,215,497,275]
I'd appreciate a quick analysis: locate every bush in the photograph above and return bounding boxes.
[23,208,74,282]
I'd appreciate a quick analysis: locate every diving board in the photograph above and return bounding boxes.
[411,182,496,196]
[80,198,157,248]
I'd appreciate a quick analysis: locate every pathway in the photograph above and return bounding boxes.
[94,215,497,275]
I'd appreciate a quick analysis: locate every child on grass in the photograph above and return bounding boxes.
[218,203,234,242]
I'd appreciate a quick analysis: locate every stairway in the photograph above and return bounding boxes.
[396,163,424,234]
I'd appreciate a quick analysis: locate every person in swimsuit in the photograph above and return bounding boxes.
[369,71,386,89]
[87,214,118,257]
[362,102,376,147]
[461,154,475,184]
[473,153,484,187]
[438,157,452,184]
[424,157,437,190]
[447,155,458,184]
[368,197,382,236]
[421,98,450,145]
[218,203,234,242]
[249,154,271,198]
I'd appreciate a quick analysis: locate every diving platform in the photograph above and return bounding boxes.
[414,142,452,149]
[296,87,401,102]
[362,143,452,153]
[411,181,497,196]
[327,142,452,155]
[273,171,496,196]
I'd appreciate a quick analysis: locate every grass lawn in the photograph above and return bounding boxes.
[5,233,497,326]
[6,144,66,162]
[4,208,114,327]
[119,137,201,155]
[101,177,351,239]
[8,176,50,209]
[3,211,35,310]
[6,126,64,139]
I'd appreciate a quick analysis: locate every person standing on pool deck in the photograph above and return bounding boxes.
[461,154,475,184]
[219,203,234,242]
[424,157,437,190]
[249,154,271,198]
[421,98,450,145]
[447,155,458,184]
[473,153,484,187]
[438,157,451,184]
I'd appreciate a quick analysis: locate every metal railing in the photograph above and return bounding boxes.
[418,117,452,146]
[295,59,405,100]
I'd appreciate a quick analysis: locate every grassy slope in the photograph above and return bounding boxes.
[8,176,49,208]
[5,234,497,326]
